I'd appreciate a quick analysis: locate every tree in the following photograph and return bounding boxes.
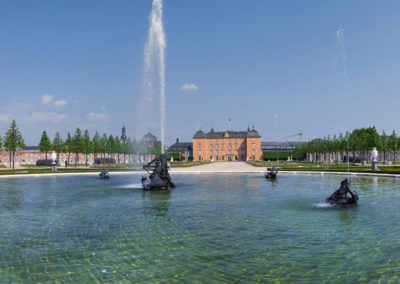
[0,135,3,150]
[39,130,52,160]
[114,135,122,164]
[100,133,107,159]
[83,130,92,166]
[52,132,64,164]
[390,130,398,165]
[366,126,382,162]
[92,132,101,159]
[72,128,84,167]
[65,132,72,167]
[107,135,115,162]
[4,120,25,169]
[381,130,389,164]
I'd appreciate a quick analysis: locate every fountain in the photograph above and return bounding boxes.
[326,178,359,206]
[142,0,166,154]
[141,154,175,190]
[265,166,278,179]
[139,0,175,189]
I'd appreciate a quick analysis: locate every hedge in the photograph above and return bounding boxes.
[263,151,292,160]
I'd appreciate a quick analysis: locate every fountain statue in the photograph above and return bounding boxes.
[51,151,57,172]
[326,178,358,206]
[141,154,175,190]
[99,168,110,179]
[265,166,278,179]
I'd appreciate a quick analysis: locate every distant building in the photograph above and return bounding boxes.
[261,141,305,161]
[193,127,262,161]
[120,126,127,143]
[141,133,157,145]
[168,138,193,161]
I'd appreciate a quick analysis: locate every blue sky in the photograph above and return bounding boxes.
[0,0,399,145]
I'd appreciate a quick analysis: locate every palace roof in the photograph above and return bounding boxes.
[193,127,261,139]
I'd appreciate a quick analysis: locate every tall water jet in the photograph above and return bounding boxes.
[141,0,166,153]
[336,26,350,174]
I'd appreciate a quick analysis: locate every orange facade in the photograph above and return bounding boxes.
[193,128,262,162]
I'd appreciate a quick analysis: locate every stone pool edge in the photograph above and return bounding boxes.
[1,169,400,178]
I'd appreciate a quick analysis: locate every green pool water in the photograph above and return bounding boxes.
[0,173,400,283]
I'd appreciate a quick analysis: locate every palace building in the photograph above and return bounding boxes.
[193,127,262,161]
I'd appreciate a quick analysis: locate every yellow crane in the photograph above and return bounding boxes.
[285,131,303,141]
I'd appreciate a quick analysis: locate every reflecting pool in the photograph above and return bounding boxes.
[1,174,400,282]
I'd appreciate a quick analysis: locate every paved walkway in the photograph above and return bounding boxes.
[170,162,268,173]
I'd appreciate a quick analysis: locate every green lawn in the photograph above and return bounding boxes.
[171,161,210,168]
[0,168,142,176]
[248,161,400,175]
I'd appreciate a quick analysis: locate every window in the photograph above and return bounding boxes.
[222,150,225,154]
[4,156,6,163]
[209,150,213,155]
[198,150,202,155]
[198,144,201,148]
[221,144,225,148]
[228,144,232,149]
[241,144,245,148]
[209,144,213,149]
[39,155,42,160]
[15,156,18,162]
[235,150,238,154]
[222,156,225,160]
[216,139,219,143]
[28,156,31,162]
[228,150,232,154]
[215,144,219,149]
[235,144,238,148]
[240,150,245,154]
[252,143,256,148]
[252,138,255,142]
[235,138,238,142]
[251,150,256,155]
[215,150,219,155]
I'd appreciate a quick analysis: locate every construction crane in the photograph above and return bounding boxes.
[285,131,303,141]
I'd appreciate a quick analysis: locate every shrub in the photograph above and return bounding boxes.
[36,159,56,166]
[94,158,116,164]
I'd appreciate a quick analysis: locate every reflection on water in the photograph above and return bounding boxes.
[0,174,399,283]
[142,190,171,217]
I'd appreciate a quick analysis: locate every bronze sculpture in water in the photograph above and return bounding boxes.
[141,154,175,190]
[326,178,358,206]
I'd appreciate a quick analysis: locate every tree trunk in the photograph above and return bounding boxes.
[394,150,396,165]
[9,150,11,168]
[45,151,48,160]
[12,150,15,170]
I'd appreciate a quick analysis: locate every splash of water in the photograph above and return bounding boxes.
[336,26,350,175]
[142,0,166,153]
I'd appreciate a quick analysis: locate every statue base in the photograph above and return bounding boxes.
[372,161,378,171]
[51,163,57,172]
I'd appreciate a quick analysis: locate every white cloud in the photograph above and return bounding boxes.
[0,113,13,123]
[86,112,108,121]
[41,94,54,105]
[180,83,199,91]
[30,112,69,122]
[54,99,67,107]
